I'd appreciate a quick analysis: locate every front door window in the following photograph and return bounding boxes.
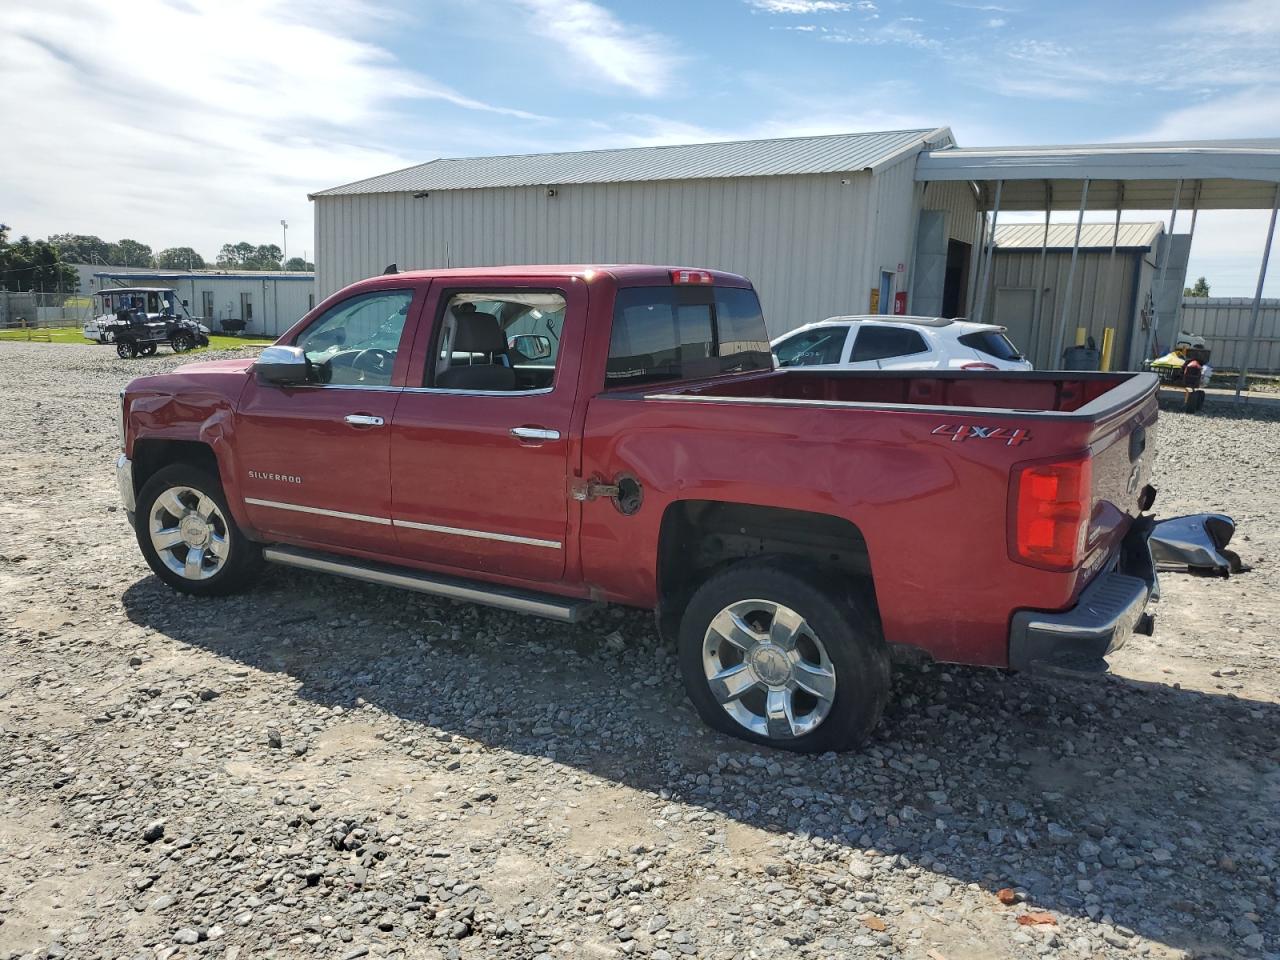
[295,291,413,386]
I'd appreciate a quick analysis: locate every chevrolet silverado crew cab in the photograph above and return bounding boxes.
[117,264,1174,752]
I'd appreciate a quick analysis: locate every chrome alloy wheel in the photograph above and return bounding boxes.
[701,599,837,740]
[148,486,230,581]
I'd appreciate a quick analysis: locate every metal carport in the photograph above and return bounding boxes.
[915,139,1280,393]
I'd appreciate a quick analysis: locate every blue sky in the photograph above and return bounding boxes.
[2,0,1278,292]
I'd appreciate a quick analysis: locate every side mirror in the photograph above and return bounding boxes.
[511,334,552,360]
[254,345,309,385]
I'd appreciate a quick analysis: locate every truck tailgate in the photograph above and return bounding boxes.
[1079,388,1159,584]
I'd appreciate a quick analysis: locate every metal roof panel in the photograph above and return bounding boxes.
[314,128,952,197]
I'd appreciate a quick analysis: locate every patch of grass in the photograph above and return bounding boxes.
[0,327,272,351]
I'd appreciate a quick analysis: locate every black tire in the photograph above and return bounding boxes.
[134,463,263,597]
[171,333,194,353]
[140,343,157,356]
[116,340,137,359]
[677,559,890,753]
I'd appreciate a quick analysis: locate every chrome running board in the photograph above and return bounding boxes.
[262,545,597,623]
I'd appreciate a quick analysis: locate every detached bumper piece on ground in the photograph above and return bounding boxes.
[1149,513,1244,576]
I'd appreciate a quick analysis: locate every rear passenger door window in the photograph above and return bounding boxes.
[850,325,930,366]
[430,291,566,392]
[774,327,849,368]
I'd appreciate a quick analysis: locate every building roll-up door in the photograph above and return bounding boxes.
[912,210,947,318]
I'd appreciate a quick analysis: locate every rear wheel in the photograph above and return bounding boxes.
[171,333,194,353]
[135,463,263,596]
[116,340,138,359]
[678,559,890,753]
[140,343,157,356]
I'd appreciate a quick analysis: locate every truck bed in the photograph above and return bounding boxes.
[583,368,1159,668]
[644,369,1156,418]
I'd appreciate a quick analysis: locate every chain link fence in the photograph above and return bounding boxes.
[0,291,96,330]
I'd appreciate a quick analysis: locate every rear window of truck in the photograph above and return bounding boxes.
[606,286,773,387]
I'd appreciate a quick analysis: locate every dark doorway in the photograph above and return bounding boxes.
[942,239,971,318]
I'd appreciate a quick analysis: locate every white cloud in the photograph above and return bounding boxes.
[986,17,1007,27]
[747,0,853,12]
[1140,86,1280,140]
[820,20,940,49]
[514,0,679,97]
[0,0,545,260]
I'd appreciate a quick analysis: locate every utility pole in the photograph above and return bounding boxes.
[280,219,288,271]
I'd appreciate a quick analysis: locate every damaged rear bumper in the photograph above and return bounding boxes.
[1009,512,1239,676]
[1009,517,1159,676]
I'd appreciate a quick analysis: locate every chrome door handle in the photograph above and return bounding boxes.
[510,426,560,441]
[344,414,384,427]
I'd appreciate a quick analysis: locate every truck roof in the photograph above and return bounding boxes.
[372,264,753,287]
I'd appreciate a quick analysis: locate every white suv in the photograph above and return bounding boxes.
[772,316,1032,372]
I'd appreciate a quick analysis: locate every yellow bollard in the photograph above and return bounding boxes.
[1100,327,1115,371]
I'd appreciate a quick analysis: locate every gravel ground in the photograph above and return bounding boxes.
[1,341,1277,960]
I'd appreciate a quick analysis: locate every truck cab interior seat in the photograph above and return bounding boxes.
[437,313,518,391]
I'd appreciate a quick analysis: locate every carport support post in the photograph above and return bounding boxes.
[1143,179,1184,362]
[1051,179,1089,367]
[1104,185,1124,336]
[1235,185,1280,398]
[1034,182,1051,358]
[972,179,1002,324]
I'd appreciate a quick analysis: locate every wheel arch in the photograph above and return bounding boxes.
[131,438,220,497]
[655,499,877,643]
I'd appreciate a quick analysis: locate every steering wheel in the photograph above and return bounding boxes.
[352,348,392,379]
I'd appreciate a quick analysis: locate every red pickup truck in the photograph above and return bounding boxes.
[117,264,1168,753]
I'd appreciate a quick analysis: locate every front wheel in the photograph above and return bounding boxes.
[170,333,194,353]
[134,463,263,596]
[140,343,157,356]
[678,560,890,753]
[116,340,138,359]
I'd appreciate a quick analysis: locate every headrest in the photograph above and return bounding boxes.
[451,311,506,354]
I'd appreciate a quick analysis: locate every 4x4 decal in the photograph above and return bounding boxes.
[931,424,1032,446]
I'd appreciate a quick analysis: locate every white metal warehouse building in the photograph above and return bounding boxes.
[311,128,979,340]
[311,132,1280,374]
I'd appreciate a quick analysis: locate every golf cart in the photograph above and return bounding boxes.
[1149,333,1213,412]
[83,288,210,346]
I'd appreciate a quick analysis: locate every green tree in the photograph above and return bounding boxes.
[156,247,207,270]
[0,232,78,293]
[108,238,154,268]
[1183,276,1210,298]
[49,233,113,264]
[216,241,255,268]
[216,241,283,270]
[285,256,315,271]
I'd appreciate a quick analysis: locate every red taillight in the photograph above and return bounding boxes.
[670,269,714,285]
[961,361,998,371]
[1010,456,1092,570]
